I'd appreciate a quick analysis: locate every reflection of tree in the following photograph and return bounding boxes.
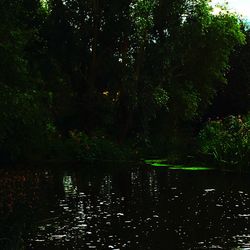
[131,169,143,203]
[63,175,78,196]
[0,170,54,217]
[99,175,112,206]
[130,168,160,205]
[0,169,55,249]
[148,170,159,203]
[28,172,117,247]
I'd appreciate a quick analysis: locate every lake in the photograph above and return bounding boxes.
[0,163,250,249]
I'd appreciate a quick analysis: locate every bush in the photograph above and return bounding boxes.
[0,85,51,162]
[199,114,250,167]
[47,129,131,161]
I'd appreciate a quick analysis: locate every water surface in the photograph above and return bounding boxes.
[1,164,250,249]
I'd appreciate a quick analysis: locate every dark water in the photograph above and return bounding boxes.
[1,164,250,249]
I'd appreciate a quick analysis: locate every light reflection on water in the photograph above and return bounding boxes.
[12,166,250,249]
[148,170,159,202]
[63,175,78,196]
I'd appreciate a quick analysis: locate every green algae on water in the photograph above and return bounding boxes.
[150,163,178,167]
[169,166,213,171]
[145,159,213,171]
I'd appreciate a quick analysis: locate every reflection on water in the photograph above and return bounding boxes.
[100,175,112,206]
[2,165,250,249]
[148,170,159,202]
[63,175,77,196]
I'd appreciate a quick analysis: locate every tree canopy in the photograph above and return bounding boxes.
[0,0,248,160]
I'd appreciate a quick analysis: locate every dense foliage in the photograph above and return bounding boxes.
[0,0,248,163]
[199,114,250,168]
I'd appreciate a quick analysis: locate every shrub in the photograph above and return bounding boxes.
[47,129,131,161]
[199,114,250,167]
[0,85,51,161]
[70,130,129,161]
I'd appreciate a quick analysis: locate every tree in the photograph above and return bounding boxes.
[0,0,51,161]
[0,0,245,160]
[206,26,250,118]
